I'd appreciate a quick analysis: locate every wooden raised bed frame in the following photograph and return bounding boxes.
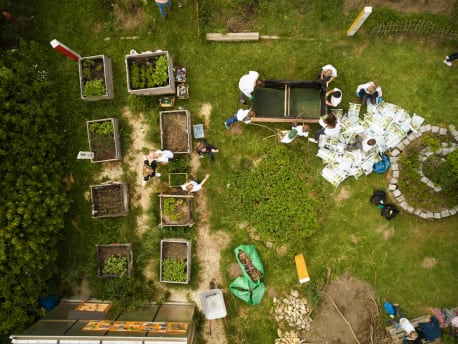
[159,193,194,227]
[125,50,175,96]
[86,118,122,163]
[90,182,128,218]
[78,55,114,101]
[160,239,191,284]
[96,243,133,278]
[160,110,192,154]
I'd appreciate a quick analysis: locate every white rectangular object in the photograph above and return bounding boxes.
[199,289,227,320]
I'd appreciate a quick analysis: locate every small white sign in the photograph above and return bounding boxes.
[77,151,94,160]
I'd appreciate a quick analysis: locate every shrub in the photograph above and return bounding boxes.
[227,145,322,244]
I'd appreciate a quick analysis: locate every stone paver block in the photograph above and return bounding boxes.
[389,184,397,191]
[400,201,409,210]
[393,189,401,197]
[450,208,456,216]
[431,126,439,133]
[391,149,401,157]
[407,207,415,214]
[420,176,429,184]
[420,212,428,219]
[393,171,399,178]
[397,195,405,202]
[414,209,422,216]
[390,178,398,185]
[441,210,450,218]
[433,212,441,219]
[390,156,398,163]
[408,134,416,141]
[403,139,410,146]
[439,128,447,135]
[414,131,422,138]
[397,143,405,150]
[426,212,434,219]
[391,163,399,171]
[449,124,456,131]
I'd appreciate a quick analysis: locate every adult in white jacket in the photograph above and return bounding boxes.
[238,71,264,101]
[356,81,383,106]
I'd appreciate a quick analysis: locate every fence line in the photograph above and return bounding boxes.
[369,20,458,40]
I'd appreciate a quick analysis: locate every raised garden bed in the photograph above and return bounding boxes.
[160,110,192,154]
[90,182,128,218]
[125,50,175,95]
[96,243,133,278]
[159,193,194,227]
[169,173,188,187]
[160,239,191,284]
[78,55,114,101]
[86,118,122,162]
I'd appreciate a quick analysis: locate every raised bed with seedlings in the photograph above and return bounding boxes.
[90,182,128,218]
[168,157,190,187]
[125,50,175,95]
[160,239,191,284]
[159,193,194,227]
[78,55,114,101]
[96,243,133,278]
[160,110,192,154]
[86,118,122,162]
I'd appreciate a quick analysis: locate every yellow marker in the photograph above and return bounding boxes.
[347,7,372,36]
[295,253,310,284]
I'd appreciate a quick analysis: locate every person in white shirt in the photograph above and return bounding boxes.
[148,149,174,164]
[181,174,210,193]
[224,109,256,129]
[238,71,264,103]
[316,64,338,89]
[309,112,340,143]
[346,134,376,152]
[281,124,309,144]
[399,318,419,341]
[325,88,342,108]
[356,81,383,106]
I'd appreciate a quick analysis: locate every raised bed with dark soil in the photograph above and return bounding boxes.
[78,55,114,101]
[159,193,194,227]
[87,118,122,162]
[90,182,128,218]
[97,243,133,278]
[160,110,192,154]
[160,239,191,284]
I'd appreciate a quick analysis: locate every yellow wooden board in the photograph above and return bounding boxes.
[295,253,310,284]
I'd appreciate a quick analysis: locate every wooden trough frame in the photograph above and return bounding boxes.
[251,80,324,124]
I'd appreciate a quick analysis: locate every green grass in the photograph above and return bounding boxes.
[12,0,458,342]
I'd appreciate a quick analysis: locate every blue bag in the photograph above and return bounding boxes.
[373,154,391,174]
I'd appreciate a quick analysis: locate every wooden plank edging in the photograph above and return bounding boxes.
[206,32,259,41]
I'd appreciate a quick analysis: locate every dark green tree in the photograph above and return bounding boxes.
[0,41,70,340]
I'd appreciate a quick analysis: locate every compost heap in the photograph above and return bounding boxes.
[318,102,425,186]
[230,244,266,305]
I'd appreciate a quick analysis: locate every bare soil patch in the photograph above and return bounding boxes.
[304,272,391,343]
[421,257,437,269]
[343,0,454,14]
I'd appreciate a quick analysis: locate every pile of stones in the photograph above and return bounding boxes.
[272,290,312,344]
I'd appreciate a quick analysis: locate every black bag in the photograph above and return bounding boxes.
[381,204,399,220]
[370,190,386,208]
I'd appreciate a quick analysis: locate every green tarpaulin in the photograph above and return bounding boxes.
[229,244,266,305]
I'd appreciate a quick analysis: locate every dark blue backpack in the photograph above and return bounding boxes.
[373,154,391,174]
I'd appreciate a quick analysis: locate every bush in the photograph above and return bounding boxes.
[228,145,323,244]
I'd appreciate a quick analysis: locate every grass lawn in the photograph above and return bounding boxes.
[12,0,458,342]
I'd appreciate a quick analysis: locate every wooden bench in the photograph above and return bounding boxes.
[294,253,310,284]
[385,315,441,344]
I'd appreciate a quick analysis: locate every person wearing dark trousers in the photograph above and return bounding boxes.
[196,140,219,163]
[142,157,160,186]
[444,52,458,66]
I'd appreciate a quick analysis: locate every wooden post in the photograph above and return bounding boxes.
[347,7,372,37]
[50,39,81,61]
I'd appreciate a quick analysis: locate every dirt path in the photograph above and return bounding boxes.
[166,103,231,344]
[104,104,230,343]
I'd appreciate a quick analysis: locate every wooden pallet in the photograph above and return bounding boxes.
[385,315,441,344]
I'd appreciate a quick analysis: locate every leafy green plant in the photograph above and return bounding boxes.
[169,173,188,187]
[163,198,185,221]
[151,55,169,87]
[162,258,187,282]
[83,79,106,97]
[82,59,95,79]
[169,157,190,173]
[89,121,114,135]
[102,255,128,276]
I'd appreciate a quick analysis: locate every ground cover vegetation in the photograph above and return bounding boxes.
[0,0,457,342]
